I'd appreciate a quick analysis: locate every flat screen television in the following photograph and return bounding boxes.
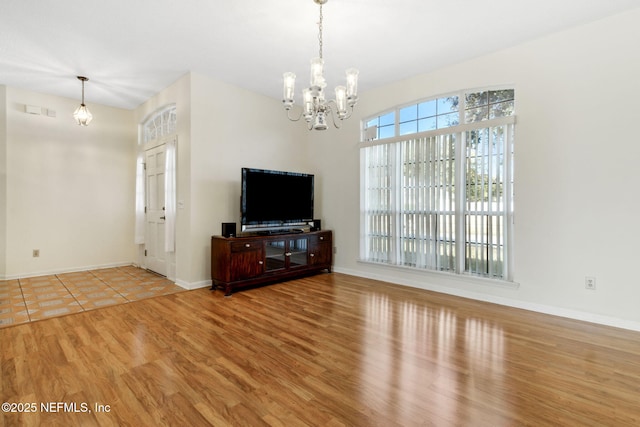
[241,168,314,230]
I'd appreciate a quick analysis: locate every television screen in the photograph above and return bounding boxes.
[241,168,314,227]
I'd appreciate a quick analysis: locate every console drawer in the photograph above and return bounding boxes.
[230,240,262,252]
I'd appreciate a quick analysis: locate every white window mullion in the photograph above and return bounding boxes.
[417,139,427,269]
[361,148,370,260]
[455,131,466,275]
[503,124,515,281]
[444,136,450,270]
[448,134,456,271]
[428,136,437,268]
[400,140,409,266]
[444,135,453,271]
[442,136,448,270]
[479,135,486,274]
[435,136,442,270]
[382,144,392,263]
[391,142,402,265]
[487,128,495,277]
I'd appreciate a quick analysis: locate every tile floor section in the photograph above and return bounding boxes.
[0,266,185,328]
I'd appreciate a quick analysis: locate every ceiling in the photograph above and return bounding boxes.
[2,0,639,110]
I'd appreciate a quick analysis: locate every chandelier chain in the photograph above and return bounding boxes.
[318,4,323,60]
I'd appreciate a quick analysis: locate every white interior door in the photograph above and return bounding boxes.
[145,144,167,276]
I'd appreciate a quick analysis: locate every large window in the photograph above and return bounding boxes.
[360,89,515,280]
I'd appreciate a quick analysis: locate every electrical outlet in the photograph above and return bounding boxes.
[585,276,596,290]
[33,249,40,257]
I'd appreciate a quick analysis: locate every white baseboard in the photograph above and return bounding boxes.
[334,267,640,332]
[1,262,135,281]
[1,263,212,292]
[175,279,212,290]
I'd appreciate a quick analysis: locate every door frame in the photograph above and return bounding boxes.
[138,134,177,280]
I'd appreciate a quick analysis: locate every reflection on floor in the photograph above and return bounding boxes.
[0,265,184,328]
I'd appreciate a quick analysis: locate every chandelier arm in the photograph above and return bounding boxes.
[330,116,342,129]
[326,99,358,125]
[285,108,304,122]
[331,98,356,121]
[322,102,343,129]
[340,106,355,121]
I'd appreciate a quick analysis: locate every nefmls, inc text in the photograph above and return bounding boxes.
[40,402,110,413]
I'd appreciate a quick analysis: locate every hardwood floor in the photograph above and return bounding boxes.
[1,273,639,426]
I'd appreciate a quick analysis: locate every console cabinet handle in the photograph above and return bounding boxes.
[310,253,315,257]
[245,243,251,248]
[285,252,292,257]
[320,236,324,241]
[258,261,263,265]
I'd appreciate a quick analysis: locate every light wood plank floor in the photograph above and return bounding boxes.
[1,272,639,426]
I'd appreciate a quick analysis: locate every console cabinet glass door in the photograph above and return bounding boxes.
[265,240,287,272]
[264,238,309,272]
[288,238,309,268]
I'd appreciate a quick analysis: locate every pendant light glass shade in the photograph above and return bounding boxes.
[74,76,93,126]
[73,104,93,126]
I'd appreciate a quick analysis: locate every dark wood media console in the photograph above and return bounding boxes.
[211,230,332,295]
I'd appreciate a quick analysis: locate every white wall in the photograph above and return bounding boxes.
[2,87,137,278]
[0,86,7,276]
[309,9,640,329]
[187,72,310,286]
[135,72,309,288]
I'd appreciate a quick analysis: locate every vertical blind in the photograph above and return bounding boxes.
[361,121,514,280]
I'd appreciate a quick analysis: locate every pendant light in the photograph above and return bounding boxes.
[73,76,93,126]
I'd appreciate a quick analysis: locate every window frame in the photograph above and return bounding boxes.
[141,104,177,145]
[359,87,516,283]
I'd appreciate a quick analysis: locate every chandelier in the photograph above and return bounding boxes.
[282,0,359,130]
[73,76,93,126]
